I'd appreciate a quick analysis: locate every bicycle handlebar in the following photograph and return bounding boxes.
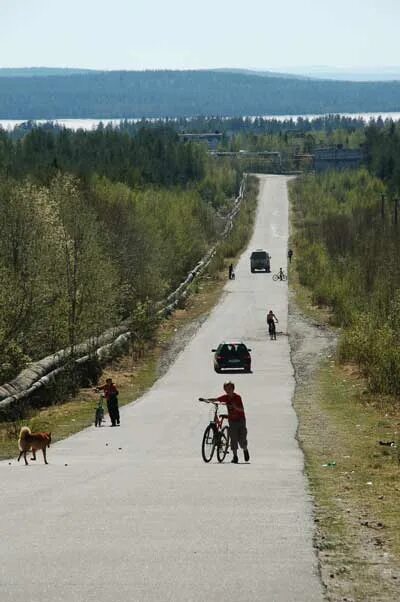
[198,398,219,405]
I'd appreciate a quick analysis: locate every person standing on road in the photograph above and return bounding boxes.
[200,381,249,464]
[97,378,120,427]
[288,249,293,263]
[228,263,235,280]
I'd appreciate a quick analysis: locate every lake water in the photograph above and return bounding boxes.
[1,112,400,131]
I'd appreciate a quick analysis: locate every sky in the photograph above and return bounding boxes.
[1,0,400,72]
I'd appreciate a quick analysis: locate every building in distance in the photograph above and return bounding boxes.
[179,132,223,151]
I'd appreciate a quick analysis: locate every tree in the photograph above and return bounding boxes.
[49,175,118,358]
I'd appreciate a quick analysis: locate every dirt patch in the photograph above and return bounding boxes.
[289,290,400,601]
[289,290,337,385]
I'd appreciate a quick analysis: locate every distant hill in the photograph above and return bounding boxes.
[213,68,310,80]
[271,66,400,82]
[1,69,400,119]
[0,67,97,78]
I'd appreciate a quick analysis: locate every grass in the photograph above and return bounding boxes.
[296,358,400,599]
[0,177,259,461]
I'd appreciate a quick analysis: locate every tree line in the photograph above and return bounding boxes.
[0,126,210,190]
[8,114,370,144]
[115,115,368,136]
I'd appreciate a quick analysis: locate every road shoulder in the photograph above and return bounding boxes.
[289,290,400,601]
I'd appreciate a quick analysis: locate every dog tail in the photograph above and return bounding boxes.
[18,426,31,450]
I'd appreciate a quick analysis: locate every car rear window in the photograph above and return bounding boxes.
[219,344,248,356]
[252,251,267,259]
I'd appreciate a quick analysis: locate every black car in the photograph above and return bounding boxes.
[250,249,271,273]
[212,342,252,373]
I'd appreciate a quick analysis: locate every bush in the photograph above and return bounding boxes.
[292,169,400,396]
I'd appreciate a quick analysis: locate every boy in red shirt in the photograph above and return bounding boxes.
[96,378,120,427]
[201,381,250,464]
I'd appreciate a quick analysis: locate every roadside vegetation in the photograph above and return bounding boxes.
[0,126,239,383]
[290,168,400,396]
[0,176,259,460]
[290,150,400,597]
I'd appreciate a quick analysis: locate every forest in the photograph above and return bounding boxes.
[0,126,239,383]
[0,126,210,188]
[1,69,400,119]
[3,114,372,176]
[291,164,400,396]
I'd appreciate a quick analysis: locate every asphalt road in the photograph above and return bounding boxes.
[0,175,323,602]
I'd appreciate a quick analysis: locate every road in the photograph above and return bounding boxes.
[0,175,323,602]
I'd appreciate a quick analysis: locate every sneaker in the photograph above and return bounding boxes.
[244,449,250,462]
[231,455,239,464]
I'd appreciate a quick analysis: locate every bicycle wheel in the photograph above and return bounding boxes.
[202,424,217,463]
[217,426,230,463]
[272,274,278,281]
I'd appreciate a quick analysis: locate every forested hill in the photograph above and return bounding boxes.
[1,70,400,119]
[0,67,96,78]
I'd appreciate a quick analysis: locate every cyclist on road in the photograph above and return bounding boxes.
[267,310,279,340]
[201,381,249,464]
[279,267,285,281]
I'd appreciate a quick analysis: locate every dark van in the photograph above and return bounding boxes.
[250,249,270,273]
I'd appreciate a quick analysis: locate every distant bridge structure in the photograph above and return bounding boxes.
[210,146,365,174]
[181,134,365,173]
[313,146,365,172]
[211,150,283,172]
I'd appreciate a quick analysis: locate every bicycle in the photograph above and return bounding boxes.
[272,271,287,282]
[198,399,230,463]
[94,395,105,427]
[268,320,278,340]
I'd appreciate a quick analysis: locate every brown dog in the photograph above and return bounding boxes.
[17,427,51,465]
